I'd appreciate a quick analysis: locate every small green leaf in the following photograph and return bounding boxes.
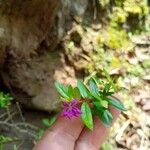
[105,110,113,120]
[107,98,126,111]
[103,83,111,93]
[42,119,50,127]
[0,92,13,108]
[81,102,93,130]
[92,107,112,126]
[68,85,74,99]
[101,100,108,108]
[42,117,56,128]
[77,80,91,98]
[105,92,115,96]
[93,100,108,109]
[93,100,102,109]
[73,87,81,99]
[89,78,101,99]
[103,69,117,92]
[55,82,69,99]
[36,129,45,140]
[99,110,113,126]
[89,78,99,93]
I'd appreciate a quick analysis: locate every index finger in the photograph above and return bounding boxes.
[34,116,84,150]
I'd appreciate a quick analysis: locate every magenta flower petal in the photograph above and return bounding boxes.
[63,101,69,107]
[71,99,78,106]
[61,99,81,119]
[72,107,81,114]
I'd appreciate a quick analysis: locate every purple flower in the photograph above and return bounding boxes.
[61,99,82,119]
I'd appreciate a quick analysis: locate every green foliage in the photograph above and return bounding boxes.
[106,98,126,111]
[77,80,91,98]
[55,82,82,101]
[89,78,101,100]
[100,109,113,126]
[42,117,56,128]
[0,92,13,108]
[55,71,126,129]
[73,87,81,99]
[110,7,128,24]
[36,129,45,140]
[112,0,148,33]
[0,135,13,143]
[143,59,150,68]
[97,0,149,51]
[99,0,110,8]
[127,64,145,76]
[55,82,70,100]
[104,27,130,49]
[123,0,149,15]
[0,144,3,150]
[36,116,57,140]
[0,135,16,150]
[93,101,113,126]
[114,0,126,6]
[81,102,93,130]
[66,41,75,51]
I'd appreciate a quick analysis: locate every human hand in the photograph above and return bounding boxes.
[34,106,120,150]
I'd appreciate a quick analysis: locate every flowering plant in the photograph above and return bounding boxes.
[55,73,126,130]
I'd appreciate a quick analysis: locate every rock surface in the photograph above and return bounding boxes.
[0,0,89,111]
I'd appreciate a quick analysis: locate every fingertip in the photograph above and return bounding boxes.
[35,115,84,150]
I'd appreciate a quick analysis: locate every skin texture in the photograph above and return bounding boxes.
[34,106,120,150]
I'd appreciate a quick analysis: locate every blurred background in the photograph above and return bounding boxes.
[0,0,150,149]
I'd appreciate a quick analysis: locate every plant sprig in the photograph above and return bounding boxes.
[0,92,13,108]
[55,75,126,130]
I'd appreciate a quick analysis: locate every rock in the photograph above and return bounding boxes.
[0,0,89,111]
[1,51,77,111]
[132,89,150,111]
[131,33,150,45]
[0,0,60,58]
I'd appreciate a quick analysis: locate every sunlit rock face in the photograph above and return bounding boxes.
[0,0,88,111]
[0,0,60,57]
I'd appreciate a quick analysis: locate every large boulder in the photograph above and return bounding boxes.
[0,0,89,111]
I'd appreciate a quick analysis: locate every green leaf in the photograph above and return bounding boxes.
[93,99,108,109]
[42,117,56,128]
[36,129,45,140]
[105,92,115,96]
[103,83,111,93]
[77,80,91,98]
[42,119,50,127]
[73,87,81,99]
[92,106,112,126]
[93,100,102,109]
[103,83,115,96]
[68,85,74,99]
[89,78,101,99]
[107,98,126,111]
[101,100,109,108]
[55,82,69,99]
[89,78,98,92]
[0,92,13,108]
[103,69,117,92]
[81,102,93,130]
[98,109,113,126]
